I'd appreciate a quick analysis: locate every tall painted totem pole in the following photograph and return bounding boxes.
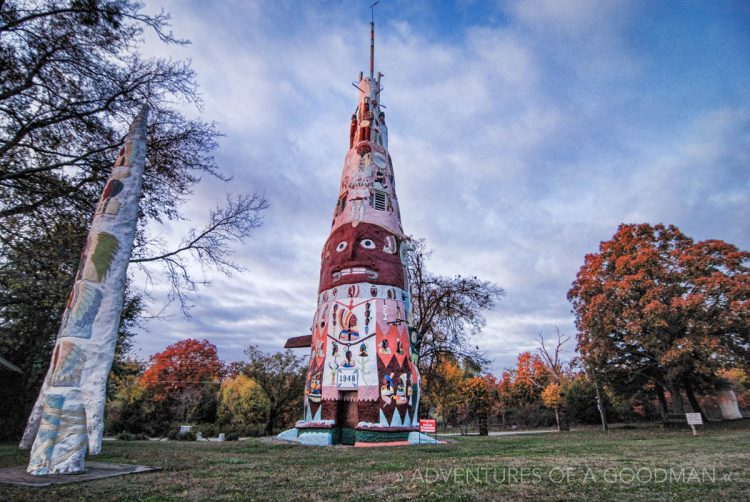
[19,106,149,474]
[282,18,434,447]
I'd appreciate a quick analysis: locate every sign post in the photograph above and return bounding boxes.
[419,419,437,444]
[685,412,703,436]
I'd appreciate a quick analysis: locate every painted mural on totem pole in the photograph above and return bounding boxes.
[280,21,437,447]
[19,106,149,475]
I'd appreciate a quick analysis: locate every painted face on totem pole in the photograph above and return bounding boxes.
[319,222,403,292]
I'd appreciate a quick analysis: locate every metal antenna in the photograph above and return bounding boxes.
[370,1,380,78]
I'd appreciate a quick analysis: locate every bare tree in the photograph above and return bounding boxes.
[407,239,504,409]
[536,328,571,431]
[536,328,570,382]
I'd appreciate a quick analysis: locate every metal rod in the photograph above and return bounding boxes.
[370,1,379,78]
[370,20,374,78]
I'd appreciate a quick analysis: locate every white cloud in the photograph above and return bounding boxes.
[131,1,750,376]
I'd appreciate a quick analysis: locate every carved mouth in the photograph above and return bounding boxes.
[332,267,378,282]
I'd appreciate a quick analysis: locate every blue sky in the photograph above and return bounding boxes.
[133,0,750,374]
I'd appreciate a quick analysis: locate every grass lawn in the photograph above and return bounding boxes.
[1,422,749,501]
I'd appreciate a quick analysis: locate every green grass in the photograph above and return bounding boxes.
[2,422,749,501]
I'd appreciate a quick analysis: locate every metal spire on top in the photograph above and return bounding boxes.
[370,1,380,78]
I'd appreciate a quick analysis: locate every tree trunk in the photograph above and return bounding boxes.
[655,383,669,419]
[684,381,705,418]
[593,377,608,431]
[558,407,570,431]
[478,413,488,436]
[554,408,561,432]
[265,406,276,436]
[669,384,685,414]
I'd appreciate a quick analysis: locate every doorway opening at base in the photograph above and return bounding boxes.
[335,391,358,445]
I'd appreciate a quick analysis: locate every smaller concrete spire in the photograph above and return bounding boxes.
[129,103,150,139]
[21,105,150,475]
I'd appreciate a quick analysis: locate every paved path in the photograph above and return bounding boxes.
[436,429,560,437]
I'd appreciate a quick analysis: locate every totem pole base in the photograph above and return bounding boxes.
[0,462,161,487]
[276,426,442,446]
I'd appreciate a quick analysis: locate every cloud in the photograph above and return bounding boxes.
[132,1,750,374]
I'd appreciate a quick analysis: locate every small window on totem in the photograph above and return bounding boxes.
[370,190,387,211]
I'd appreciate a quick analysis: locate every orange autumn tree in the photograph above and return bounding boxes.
[510,351,550,403]
[498,370,513,408]
[141,338,225,423]
[568,223,750,417]
[497,352,550,411]
[464,375,497,436]
[425,357,465,429]
[496,352,554,428]
[541,383,563,411]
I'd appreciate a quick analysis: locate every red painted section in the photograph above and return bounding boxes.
[319,223,405,292]
[284,335,312,348]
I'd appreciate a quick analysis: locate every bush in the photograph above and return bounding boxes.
[224,432,239,441]
[168,427,197,441]
[609,391,661,422]
[502,403,556,428]
[116,431,148,441]
[238,425,266,437]
[196,423,219,438]
[565,378,609,425]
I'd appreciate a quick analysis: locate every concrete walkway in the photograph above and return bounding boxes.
[436,428,560,437]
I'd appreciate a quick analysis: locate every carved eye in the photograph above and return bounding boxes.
[383,235,397,254]
[336,241,347,252]
[360,239,376,249]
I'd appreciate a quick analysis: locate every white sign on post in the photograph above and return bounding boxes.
[686,412,703,436]
[337,367,358,389]
[685,413,703,425]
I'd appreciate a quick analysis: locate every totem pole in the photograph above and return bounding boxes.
[20,106,149,474]
[282,18,433,446]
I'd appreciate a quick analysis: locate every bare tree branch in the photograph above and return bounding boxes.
[130,192,269,315]
[407,238,504,383]
[536,327,571,382]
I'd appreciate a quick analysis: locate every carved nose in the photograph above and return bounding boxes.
[346,241,356,260]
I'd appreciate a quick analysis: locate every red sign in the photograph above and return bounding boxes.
[419,419,436,433]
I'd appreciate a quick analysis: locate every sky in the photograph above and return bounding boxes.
[132,0,750,374]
